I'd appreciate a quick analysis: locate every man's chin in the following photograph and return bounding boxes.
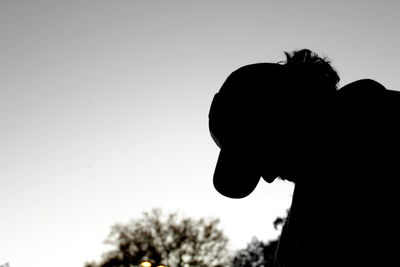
[262,174,296,183]
[261,175,278,183]
[278,175,296,183]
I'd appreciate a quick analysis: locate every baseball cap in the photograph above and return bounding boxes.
[209,63,287,198]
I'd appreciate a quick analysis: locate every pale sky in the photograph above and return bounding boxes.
[1,1,400,267]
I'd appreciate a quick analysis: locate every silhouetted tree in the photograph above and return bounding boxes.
[231,237,279,267]
[231,214,287,267]
[85,209,230,267]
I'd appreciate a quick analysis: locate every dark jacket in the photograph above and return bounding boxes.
[275,79,400,266]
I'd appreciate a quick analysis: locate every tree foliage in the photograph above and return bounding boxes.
[231,237,279,267]
[85,209,230,267]
[231,214,286,267]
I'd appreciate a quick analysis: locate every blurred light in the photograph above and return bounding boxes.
[140,261,152,267]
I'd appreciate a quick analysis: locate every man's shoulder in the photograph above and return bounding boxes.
[338,79,400,106]
[338,79,386,96]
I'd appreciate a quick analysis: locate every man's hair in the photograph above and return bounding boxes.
[283,49,340,93]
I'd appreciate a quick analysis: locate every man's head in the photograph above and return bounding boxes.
[209,49,339,198]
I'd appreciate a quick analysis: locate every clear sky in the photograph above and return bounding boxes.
[1,1,399,267]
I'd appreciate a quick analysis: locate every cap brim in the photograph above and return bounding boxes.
[213,142,261,198]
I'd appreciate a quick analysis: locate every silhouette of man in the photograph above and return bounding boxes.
[209,49,341,266]
[210,49,400,266]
